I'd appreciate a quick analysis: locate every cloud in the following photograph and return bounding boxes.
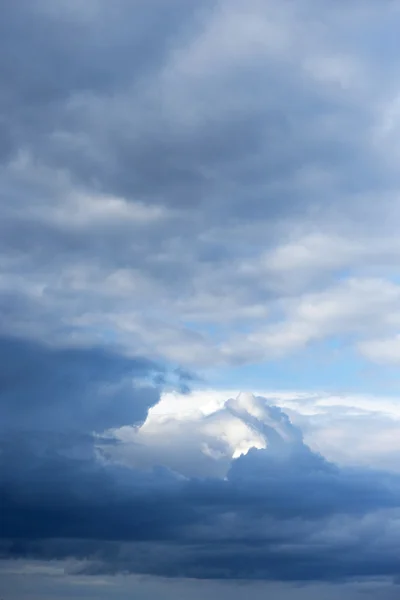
[239,277,400,358]
[144,389,400,474]
[0,335,164,435]
[358,336,400,364]
[2,0,400,368]
[3,1,400,590]
[2,392,400,582]
[1,562,398,600]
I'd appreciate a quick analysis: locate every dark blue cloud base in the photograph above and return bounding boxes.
[1,338,400,581]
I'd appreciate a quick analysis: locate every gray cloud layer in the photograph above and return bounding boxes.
[3,0,400,366]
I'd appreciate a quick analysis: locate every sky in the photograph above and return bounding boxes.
[4,0,400,598]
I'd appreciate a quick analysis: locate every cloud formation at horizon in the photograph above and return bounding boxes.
[3,387,400,583]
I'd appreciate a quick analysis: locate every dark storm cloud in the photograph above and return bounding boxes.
[0,335,164,434]
[2,390,400,583]
[0,333,197,560]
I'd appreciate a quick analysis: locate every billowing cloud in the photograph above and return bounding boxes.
[2,392,400,582]
[140,389,400,474]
